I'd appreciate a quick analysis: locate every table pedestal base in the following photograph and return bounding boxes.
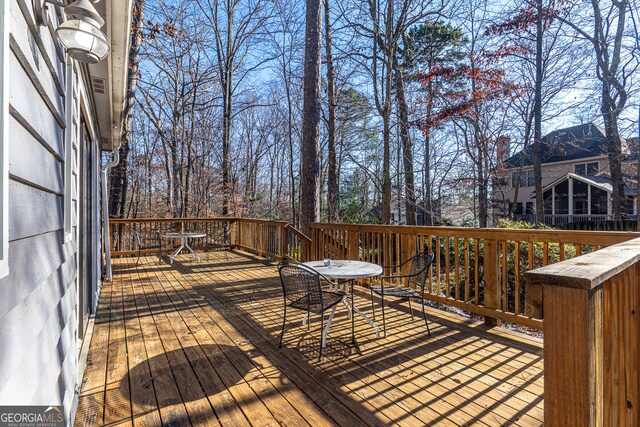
[169,238,200,264]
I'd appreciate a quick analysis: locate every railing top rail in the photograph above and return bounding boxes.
[310,222,640,245]
[285,224,311,243]
[526,237,640,290]
[109,217,289,225]
[109,217,238,223]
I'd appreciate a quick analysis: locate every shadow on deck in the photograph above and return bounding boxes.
[75,250,544,426]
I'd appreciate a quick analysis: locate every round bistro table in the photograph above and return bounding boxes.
[162,232,207,264]
[302,260,383,344]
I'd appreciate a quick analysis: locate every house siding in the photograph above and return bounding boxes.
[0,1,102,423]
[494,156,609,214]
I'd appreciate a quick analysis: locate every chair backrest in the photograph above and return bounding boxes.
[408,251,435,291]
[278,262,323,308]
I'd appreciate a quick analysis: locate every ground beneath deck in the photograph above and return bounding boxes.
[75,251,544,426]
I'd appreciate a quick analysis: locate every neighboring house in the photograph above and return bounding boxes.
[493,123,637,225]
[0,0,132,423]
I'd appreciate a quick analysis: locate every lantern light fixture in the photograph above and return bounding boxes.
[36,0,110,64]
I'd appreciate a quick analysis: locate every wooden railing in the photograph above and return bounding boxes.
[109,217,311,262]
[311,223,640,330]
[526,238,640,426]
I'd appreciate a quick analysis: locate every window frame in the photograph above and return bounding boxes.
[574,161,599,176]
[0,2,9,278]
[63,60,74,243]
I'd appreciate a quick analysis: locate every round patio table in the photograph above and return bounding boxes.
[303,260,382,344]
[162,232,207,264]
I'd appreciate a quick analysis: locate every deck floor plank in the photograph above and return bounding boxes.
[202,255,539,426]
[123,262,163,426]
[74,267,114,426]
[103,268,133,426]
[152,264,314,427]
[196,256,497,426]
[76,251,544,426]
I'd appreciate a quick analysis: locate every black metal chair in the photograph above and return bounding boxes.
[369,250,435,337]
[132,230,163,265]
[278,261,345,361]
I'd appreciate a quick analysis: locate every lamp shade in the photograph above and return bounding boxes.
[55,19,109,64]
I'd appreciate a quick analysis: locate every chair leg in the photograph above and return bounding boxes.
[369,288,376,321]
[318,312,324,362]
[408,297,414,320]
[279,306,287,347]
[422,299,431,336]
[322,304,338,348]
[381,291,386,338]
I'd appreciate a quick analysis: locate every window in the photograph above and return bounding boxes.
[573,180,588,214]
[525,202,534,215]
[574,161,598,176]
[511,170,534,188]
[515,202,523,215]
[0,3,9,278]
[543,190,553,214]
[591,187,608,214]
[626,196,635,216]
[554,180,569,214]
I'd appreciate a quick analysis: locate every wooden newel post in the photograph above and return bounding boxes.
[525,274,605,426]
[108,221,115,254]
[525,238,640,427]
[229,219,237,248]
[483,239,500,327]
[524,282,543,319]
[348,230,359,261]
[280,224,288,260]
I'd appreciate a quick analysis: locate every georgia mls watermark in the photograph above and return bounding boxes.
[0,406,63,427]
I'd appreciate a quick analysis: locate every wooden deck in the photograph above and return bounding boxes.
[75,251,544,426]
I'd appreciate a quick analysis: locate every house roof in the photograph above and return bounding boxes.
[534,173,638,197]
[90,0,135,151]
[504,123,616,168]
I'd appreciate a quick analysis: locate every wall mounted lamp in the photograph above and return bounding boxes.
[35,0,109,64]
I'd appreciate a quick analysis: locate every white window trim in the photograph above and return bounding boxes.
[63,60,73,243]
[574,161,599,175]
[0,1,10,278]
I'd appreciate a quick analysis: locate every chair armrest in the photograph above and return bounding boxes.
[382,256,415,270]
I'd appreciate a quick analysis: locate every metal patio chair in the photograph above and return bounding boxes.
[369,250,435,337]
[278,261,345,361]
[132,230,163,265]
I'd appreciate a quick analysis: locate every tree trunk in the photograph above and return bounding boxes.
[532,0,544,226]
[424,132,433,225]
[394,61,416,225]
[300,0,322,235]
[324,0,338,222]
[602,90,625,219]
[108,144,129,218]
[108,0,145,218]
[382,115,392,224]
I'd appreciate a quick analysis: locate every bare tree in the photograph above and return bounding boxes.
[196,0,272,216]
[300,0,323,235]
[109,0,146,218]
[561,0,639,219]
[325,0,339,222]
